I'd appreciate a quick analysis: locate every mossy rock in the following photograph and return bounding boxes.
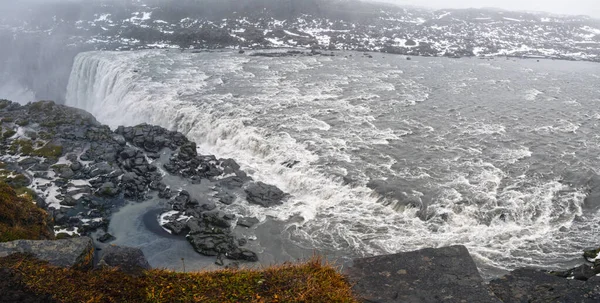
[32,143,63,159]
[2,129,16,139]
[38,131,53,140]
[4,174,31,188]
[16,119,30,127]
[9,139,34,155]
[14,187,37,201]
[28,101,56,112]
[584,248,600,260]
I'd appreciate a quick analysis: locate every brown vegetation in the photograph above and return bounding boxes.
[0,254,358,303]
[0,182,54,242]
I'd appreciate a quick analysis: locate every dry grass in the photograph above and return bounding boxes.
[0,254,358,303]
[0,182,54,242]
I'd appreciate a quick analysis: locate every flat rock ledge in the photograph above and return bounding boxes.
[345,245,500,303]
[346,245,600,303]
[0,237,94,269]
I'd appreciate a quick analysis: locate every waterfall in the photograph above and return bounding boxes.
[64,50,596,278]
[66,51,143,126]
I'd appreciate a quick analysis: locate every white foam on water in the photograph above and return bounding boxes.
[495,147,533,164]
[525,89,543,101]
[461,121,506,136]
[65,50,596,275]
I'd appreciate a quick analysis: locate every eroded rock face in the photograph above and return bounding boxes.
[345,245,501,303]
[0,237,94,269]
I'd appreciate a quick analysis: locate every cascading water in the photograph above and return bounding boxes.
[66,49,600,278]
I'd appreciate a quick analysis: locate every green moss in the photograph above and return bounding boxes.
[2,129,16,139]
[38,131,53,140]
[9,139,34,155]
[4,174,30,188]
[15,187,37,200]
[1,117,14,124]
[16,119,29,127]
[584,248,600,260]
[32,143,63,159]
[40,120,63,128]
[28,101,55,112]
[9,139,62,159]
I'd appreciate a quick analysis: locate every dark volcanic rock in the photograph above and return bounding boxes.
[0,237,94,269]
[186,232,258,262]
[237,217,259,228]
[215,190,236,205]
[489,268,600,302]
[163,220,190,235]
[97,245,151,275]
[97,232,116,243]
[244,182,286,207]
[345,245,501,303]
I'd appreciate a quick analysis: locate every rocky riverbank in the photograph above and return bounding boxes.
[0,99,290,267]
[1,100,600,301]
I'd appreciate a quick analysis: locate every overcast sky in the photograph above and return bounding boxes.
[378,0,600,18]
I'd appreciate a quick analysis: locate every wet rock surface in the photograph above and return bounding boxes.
[0,100,288,265]
[245,182,287,207]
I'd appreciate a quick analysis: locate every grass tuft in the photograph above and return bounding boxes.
[0,182,54,242]
[0,254,358,303]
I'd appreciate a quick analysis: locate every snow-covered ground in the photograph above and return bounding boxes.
[1,1,599,61]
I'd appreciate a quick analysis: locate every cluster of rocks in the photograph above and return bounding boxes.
[0,100,289,265]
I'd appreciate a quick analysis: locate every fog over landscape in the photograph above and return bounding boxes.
[381,0,600,17]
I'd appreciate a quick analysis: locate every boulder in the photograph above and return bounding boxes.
[96,233,116,243]
[345,245,501,303]
[178,142,198,161]
[489,268,600,302]
[97,245,151,275]
[215,191,235,205]
[237,217,259,228]
[244,182,286,207]
[0,237,94,269]
[163,221,190,235]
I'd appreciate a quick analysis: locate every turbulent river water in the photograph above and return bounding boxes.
[65,49,600,278]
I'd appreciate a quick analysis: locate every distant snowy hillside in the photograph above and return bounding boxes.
[1,0,599,101]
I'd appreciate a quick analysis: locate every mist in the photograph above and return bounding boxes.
[1,0,599,104]
[378,0,600,17]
